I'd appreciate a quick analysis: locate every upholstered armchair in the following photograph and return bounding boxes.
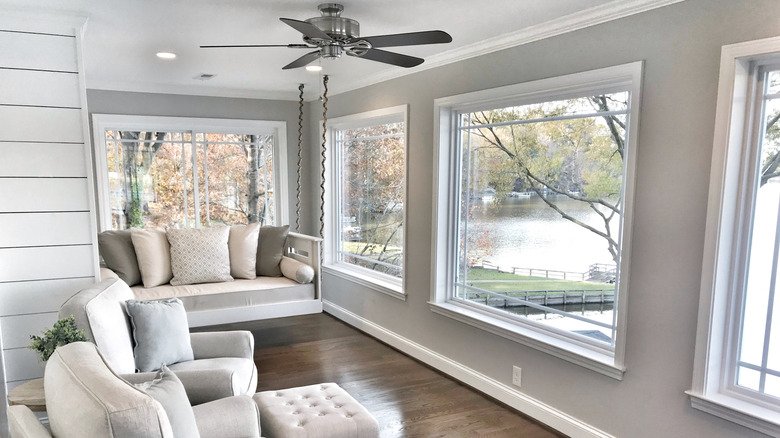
[8,342,261,438]
[58,277,257,404]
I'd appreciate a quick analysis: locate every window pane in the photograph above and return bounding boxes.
[337,122,405,278]
[765,374,780,398]
[768,71,780,95]
[106,131,192,230]
[105,129,276,230]
[739,177,775,366]
[738,366,761,392]
[455,93,628,346]
[197,133,275,226]
[737,69,780,395]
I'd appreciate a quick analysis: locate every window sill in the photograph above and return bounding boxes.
[323,264,406,301]
[687,391,780,437]
[429,301,624,380]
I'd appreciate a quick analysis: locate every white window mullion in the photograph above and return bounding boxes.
[757,199,780,393]
[203,137,210,225]
[181,138,189,228]
[190,131,200,227]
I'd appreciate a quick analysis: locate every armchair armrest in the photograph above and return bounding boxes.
[121,368,237,405]
[192,395,261,438]
[190,330,254,360]
[8,406,52,438]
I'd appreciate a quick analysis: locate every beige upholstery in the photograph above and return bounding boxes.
[253,383,379,438]
[60,278,136,374]
[59,278,258,403]
[8,406,50,438]
[8,343,262,438]
[46,342,174,438]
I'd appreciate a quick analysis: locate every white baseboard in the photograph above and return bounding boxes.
[323,299,614,438]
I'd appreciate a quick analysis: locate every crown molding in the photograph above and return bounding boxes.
[0,8,89,36]
[87,79,304,102]
[327,0,685,96]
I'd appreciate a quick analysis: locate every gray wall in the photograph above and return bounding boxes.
[86,90,314,233]
[310,1,780,436]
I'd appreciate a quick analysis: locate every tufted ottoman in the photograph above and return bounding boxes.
[253,383,379,438]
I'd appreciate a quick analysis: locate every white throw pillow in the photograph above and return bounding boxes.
[131,228,173,288]
[280,256,315,284]
[167,226,233,286]
[228,223,260,279]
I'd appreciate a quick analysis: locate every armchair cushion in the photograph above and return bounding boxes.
[192,396,261,438]
[169,357,257,396]
[190,330,254,360]
[135,365,200,438]
[122,368,237,406]
[125,298,194,372]
[59,278,136,374]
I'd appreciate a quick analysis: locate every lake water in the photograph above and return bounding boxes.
[466,195,619,342]
[468,195,617,274]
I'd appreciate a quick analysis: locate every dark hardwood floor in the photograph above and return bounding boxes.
[199,313,565,438]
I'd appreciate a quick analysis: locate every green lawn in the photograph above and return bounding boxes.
[464,267,610,294]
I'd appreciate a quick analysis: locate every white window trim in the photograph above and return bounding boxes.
[91,114,288,232]
[430,62,644,380]
[323,105,409,300]
[689,36,780,436]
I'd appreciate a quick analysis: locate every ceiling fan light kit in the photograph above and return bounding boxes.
[200,3,452,70]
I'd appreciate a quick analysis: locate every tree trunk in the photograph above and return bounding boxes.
[246,135,261,223]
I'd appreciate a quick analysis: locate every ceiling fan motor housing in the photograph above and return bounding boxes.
[305,3,360,58]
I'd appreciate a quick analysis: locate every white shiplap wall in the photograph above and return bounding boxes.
[0,12,99,430]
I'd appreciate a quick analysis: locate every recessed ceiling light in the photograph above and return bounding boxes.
[156,52,176,60]
[305,65,323,72]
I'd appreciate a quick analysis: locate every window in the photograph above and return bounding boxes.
[690,37,780,435]
[432,63,643,378]
[325,105,407,298]
[92,115,287,230]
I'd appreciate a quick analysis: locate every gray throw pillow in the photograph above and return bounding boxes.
[135,364,201,438]
[125,298,194,372]
[167,226,233,286]
[256,225,289,277]
[98,230,142,286]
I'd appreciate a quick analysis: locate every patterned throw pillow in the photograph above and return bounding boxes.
[167,227,233,286]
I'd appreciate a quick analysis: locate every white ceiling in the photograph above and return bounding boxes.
[4,0,678,100]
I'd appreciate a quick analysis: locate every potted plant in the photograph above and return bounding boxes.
[29,315,87,363]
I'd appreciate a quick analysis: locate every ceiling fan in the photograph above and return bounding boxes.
[200,3,452,70]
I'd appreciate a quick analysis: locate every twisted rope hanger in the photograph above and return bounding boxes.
[319,75,329,244]
[295,83,304,232]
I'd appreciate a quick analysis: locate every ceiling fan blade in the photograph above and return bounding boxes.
[280,18,333,41]
[358,48,424,68]
[200,44,312,49]
[361,30,452,48]
[282,50,322,70]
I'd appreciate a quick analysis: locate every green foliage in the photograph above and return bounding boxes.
[28,315,87,362]
[461,93,629,264]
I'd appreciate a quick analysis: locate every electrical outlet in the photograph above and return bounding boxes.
[512,366,522,387]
